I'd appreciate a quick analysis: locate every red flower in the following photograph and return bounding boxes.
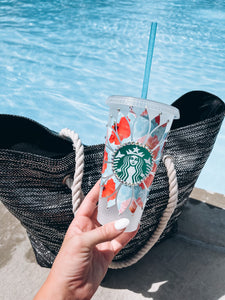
[129,197,144,214]
[102,178,117,201]
[101,150,108,174]
[109,117,131,145]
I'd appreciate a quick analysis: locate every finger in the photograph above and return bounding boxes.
[83,218,130,247]
[76,179,100,218]
[111,226,139,256]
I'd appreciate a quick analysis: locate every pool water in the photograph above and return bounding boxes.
[0,0,225,194]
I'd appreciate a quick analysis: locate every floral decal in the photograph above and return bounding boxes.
[119,198,131,214]
[136,197,144,209]
[129,200,137,214]
[109,117,131,145]
[146,135,160,159]
[101,178,117,201]
[129,197,144,214]
[101,107,169,215]
[140,173,154,190]
[101,150,108,174]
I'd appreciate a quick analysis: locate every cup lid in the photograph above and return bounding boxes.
[107,96,180,119]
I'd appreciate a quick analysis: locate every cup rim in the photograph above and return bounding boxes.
[107,95,180,119]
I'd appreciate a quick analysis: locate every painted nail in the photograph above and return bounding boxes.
[114,218,130,231]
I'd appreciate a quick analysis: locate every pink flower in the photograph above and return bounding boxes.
[119,199,131,214]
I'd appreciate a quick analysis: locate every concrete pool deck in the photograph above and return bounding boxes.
[0,188,225,300]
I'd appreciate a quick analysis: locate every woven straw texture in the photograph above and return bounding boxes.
[0,91,224,267]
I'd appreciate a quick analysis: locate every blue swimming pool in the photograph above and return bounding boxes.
[0,0,225,194]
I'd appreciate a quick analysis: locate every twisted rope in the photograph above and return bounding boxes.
[60,129,178,268]
[110,155,178,269]
[60,128,84,215]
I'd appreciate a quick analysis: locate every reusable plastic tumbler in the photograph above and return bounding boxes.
[97,96,180,232]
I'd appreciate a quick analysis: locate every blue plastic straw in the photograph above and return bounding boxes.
[141,22,157,99]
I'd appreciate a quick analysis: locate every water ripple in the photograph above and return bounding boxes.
[0,0,224,193]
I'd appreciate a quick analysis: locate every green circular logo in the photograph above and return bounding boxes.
[112,143,153,186]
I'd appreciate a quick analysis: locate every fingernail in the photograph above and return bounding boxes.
[114,218,130,231]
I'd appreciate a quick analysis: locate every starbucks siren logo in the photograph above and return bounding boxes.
[112,143,153,186]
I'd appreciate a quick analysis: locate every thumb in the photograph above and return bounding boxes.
[83,218,130,247]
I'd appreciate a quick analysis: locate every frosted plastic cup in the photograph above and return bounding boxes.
[97,96,180,232]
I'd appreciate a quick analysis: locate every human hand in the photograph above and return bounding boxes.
[34,180,138,300]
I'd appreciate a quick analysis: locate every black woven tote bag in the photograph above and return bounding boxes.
[0,91,224,268]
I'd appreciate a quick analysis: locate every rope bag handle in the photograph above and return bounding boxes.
[60,129,178,269]
[60,128,85,214]
[110,155,178,269]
